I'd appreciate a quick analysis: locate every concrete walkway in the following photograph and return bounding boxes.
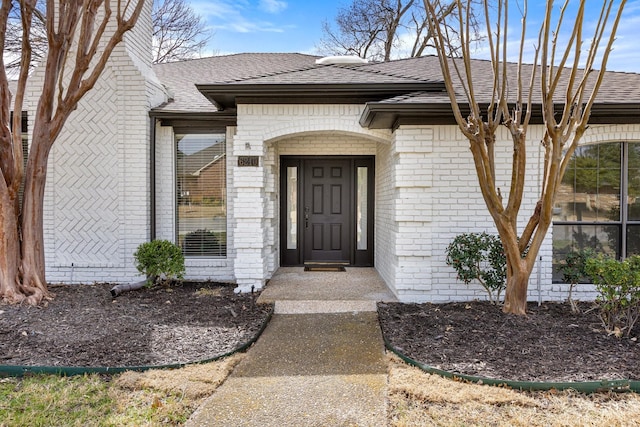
[185,268,397,426]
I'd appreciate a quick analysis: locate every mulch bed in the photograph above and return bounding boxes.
[3,283,640,384]
[378,301,640,383]
[0,282,272,367]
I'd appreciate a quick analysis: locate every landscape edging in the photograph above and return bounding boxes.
[382,332,640,393]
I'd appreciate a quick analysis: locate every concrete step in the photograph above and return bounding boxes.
[274,299,378,314]
[256,268,398,312]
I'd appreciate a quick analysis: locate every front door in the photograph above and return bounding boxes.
[280,156,374,266]
[303,159,352,263]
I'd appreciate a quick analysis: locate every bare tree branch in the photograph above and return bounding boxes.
[318,0,481,61]
[2,0,211,71]
[425,0,627,314]
[1,0,148,305]
[152,0,211,63]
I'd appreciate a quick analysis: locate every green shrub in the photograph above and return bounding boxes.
[556,248,594,312]
[445,232,506,304]
[133,240,185,286]
[584,255,640,338]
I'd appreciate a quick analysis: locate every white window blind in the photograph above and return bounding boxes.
[176,133,227,257]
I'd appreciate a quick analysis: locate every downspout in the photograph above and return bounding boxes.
[537,133,542,305]
[150,116,157,241]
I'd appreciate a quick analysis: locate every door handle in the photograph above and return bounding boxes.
[304,207,309,229]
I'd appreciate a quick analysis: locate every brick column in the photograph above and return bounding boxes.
[391,126,435,301]
[231,135,268,292]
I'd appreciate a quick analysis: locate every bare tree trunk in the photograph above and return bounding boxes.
[17,124,52,305]
[0,189,24,303]
[424,0,627,317]
[502,257,529,315]
[491,217,531,315]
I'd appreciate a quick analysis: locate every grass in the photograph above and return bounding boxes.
[0,375,113,427]
[0,354,243,427]
[387,355,640,426]
[4,352,640,426]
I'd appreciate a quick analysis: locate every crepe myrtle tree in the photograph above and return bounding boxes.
[425,0,626,314]
[0,0,146,305]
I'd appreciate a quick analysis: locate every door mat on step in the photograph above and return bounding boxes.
[304,265,346,272]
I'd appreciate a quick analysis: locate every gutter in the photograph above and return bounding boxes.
[361,102,640,130]
[196,82,444,110]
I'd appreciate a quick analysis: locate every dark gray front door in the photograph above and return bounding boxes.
[303,159,352,263]
[280,156,374,267]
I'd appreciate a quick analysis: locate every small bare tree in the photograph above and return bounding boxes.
[3,0,210,71]
[318,0,480,62]
[425,0,626,314]
[0,0,146,305]
[152,0,210,63]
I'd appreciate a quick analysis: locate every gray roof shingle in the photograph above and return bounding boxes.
[152,53,640,115]
[153,53,320,113]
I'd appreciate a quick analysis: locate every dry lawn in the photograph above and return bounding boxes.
[387,356,640,427]
[0,354,244,427]
[108,353,244,425]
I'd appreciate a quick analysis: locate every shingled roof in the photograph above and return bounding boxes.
[153,53,320,113]
[151,53,640,129]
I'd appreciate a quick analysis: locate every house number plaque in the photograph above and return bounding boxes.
[238,156,259,167]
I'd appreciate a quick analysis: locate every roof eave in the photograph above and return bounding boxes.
[360,103,458,129]
[149,110,238,129]
[196,83,445,109]
[361,102,640,130]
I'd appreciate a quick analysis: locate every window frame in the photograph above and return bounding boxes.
[552,141,640,282]
[174,129,227,258]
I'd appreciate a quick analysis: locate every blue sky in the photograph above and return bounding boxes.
[190,0,640,73]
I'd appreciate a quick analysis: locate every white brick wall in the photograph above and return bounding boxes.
[154,125,175,242]
[30,0,168,284]
[222,104,638,302]
[388,124,568,303]
[31,19,640,303]
[230,104,390,291]
[374,137,397,298]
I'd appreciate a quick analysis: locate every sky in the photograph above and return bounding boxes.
[188,0,640,74]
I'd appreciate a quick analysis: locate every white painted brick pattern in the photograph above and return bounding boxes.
[31,25,640,302]
[30,1,168,284]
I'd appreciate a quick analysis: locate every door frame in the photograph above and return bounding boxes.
[280,155,374,266]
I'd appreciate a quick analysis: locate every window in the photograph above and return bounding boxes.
[10,112,28,206]
[552,142,640,281]
[356,166,368,250]
[176,133,226,257]
[286,166,298,250]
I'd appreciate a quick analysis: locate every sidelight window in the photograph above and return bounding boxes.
[286,166,298,250]
[357,166,368,250]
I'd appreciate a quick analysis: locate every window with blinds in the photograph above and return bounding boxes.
[10,112,28,207]
[176,133,227,257]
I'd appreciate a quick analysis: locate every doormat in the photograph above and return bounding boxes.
[304,265,346,272]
